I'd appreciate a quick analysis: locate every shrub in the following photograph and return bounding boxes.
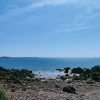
[73,76,81,80]
[0,88,10,100]
[91,73,100,82]
[55,85,59,88]
[91,66,100,73]
[72,67,84,74]
[60,76,67,81]
[0,66,8,72]
[64,67,71,73]
[80,68,91,80]
[63,86,76,94]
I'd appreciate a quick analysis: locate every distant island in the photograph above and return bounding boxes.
[0,56,11,58]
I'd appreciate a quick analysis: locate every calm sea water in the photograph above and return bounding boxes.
[0,57,100,71]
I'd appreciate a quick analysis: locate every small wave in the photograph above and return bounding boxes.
[33,70,65,79]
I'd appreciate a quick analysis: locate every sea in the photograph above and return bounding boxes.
[0,57,100,78]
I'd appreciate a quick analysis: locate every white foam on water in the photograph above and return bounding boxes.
[33,70,65,79]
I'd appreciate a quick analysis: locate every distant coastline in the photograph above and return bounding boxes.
[0,56,11,58]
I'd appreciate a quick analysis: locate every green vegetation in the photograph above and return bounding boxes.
[0,66,35,84]
[81,66,100,82]
[0,85,10,100]
[63,86,76,94]
[64,67,70,73]
[63,66,100,82]
[91,66,100,73]
[0,65,100,85]
[0,89,10,100]
[71,67,84,74]
[55,85,59,88]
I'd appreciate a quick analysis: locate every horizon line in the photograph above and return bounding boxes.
[1,56,100,58]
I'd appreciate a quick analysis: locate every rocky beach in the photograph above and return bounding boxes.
[6,79,100,100]
[0,66,100,100]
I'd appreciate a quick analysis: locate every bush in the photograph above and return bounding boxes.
[55,85,59,88]
[0,66,8,72]
[80,68,91,80]
[72,67,84,74]
[63,86,76,94]
[73,76,81,80]
[64,67,71,73]
[91,73,100,82]
[91,66,100,73]
[60,76,67,81]
[0,89,10,100]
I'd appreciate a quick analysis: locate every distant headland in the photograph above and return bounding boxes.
[0,56,11,58]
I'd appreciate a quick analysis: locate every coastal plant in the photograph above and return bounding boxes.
[0,89,10,100]
[73,76,81,80]
[55,85,59,88]
[63,86,76,94]
[81,68,91,80]
[71,67,84,74]
[60,76,67,81]
[0,85,10,100]
[0,66,35,85]
[0,66,8,72]
[64,67,71,73]
[91,66,100,73]
[91,72,100,82]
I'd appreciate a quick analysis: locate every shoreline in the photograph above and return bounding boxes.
[0,65,100,100]
[1,57,100,72]
[33,70,65,79]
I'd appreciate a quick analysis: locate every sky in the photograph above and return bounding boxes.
[0,0,100,57]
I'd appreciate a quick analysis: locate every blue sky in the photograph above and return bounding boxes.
[0,0,100,57]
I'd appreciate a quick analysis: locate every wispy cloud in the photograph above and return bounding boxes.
[0,0,67,21]
[0,0,100,21]
[54,24,91,36]
[33,24,91,41]
[56,25,90,33]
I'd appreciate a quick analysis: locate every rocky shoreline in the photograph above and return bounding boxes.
[0,66,100,100]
